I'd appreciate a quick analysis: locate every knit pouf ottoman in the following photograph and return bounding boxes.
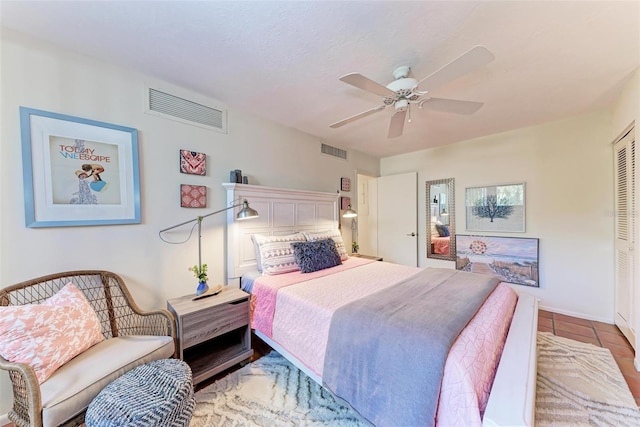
[85,359,196,427]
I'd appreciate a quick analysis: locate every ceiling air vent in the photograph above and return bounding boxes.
[321,143,348,160]
[145,85,227,133]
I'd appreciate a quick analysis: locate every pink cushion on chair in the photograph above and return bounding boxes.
[0,283,104,383]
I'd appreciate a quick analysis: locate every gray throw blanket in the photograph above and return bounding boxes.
[322,268,499,427]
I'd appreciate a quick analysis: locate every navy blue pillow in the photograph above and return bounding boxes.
[435,224,450,237]
[291,238,342,273]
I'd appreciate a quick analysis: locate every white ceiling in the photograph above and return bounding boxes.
[1,1,639,158]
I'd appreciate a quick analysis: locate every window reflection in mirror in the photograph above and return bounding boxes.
[426,178,456,261]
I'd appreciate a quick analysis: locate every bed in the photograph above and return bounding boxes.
[432,236,450,255]
[223,183,538,427]
[430,215,451,255]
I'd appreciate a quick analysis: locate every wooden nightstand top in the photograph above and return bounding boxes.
[167,286,249,316]
[350,253,383,261]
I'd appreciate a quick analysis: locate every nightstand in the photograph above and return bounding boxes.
[351,253,383,261]
[167,287,253,385]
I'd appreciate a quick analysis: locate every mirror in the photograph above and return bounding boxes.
[426,178,456,261]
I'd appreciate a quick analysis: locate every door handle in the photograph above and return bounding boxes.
[406,232,416,237]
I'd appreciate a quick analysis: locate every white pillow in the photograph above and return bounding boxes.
[430,217,440,239]
[302,230,348,261]
[252,233,307,275]
[250,234,264,272]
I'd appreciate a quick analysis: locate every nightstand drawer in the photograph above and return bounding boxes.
[181,299,249,348]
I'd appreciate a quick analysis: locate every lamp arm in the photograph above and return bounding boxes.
[159,198,256,294]
[158,201,244,234]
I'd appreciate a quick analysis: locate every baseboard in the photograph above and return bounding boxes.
[538,304,614,324]
[1,413,10,426]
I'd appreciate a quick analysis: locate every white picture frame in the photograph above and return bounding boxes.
[465,183,525,232]
[20,107,140,227]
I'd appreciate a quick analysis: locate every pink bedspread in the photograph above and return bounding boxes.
[250,261,517,426]
[437,283,517,426]
[432,236,450,254]
[251,256,376,337]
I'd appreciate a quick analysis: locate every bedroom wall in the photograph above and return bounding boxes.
[0,28,379,415]
[611,68,639,354]
[381,110,615,323]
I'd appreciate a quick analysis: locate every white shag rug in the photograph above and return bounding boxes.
[190,333,640,426]
[536,331,640,426]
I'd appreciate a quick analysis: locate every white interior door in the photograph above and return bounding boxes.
[614,128,636,349]
[356,173,378,256]
[377,172,417,266]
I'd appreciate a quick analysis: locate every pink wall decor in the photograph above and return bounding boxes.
[180,150,206,175]
[181,184,207,208]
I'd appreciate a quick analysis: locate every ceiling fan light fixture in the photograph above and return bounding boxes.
[395,99,408,111]
[331,46,494,138]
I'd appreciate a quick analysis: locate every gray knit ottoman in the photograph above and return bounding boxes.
[85,359,195,427]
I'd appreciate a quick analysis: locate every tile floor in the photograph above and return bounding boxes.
[538,309,640,406]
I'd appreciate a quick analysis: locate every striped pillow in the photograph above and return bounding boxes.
[302,230,348,261]
[253,233,307,275]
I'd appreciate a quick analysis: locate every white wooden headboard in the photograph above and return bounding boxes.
[223,183,339,283]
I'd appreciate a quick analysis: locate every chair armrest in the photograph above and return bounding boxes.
[0,355,43,427]
[117,308,178,358]
[105,272,178,357]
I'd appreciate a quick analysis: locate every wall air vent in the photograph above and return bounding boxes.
[321,143,348,160]
[145,85,227,133]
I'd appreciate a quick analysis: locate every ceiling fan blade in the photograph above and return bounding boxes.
[417,45,495,92]
[388,110,406,138]
[329,105,386,128]
[340,73,396,97]
[420,98,484,115]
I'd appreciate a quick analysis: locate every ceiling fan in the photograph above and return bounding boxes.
[329,45,495,138]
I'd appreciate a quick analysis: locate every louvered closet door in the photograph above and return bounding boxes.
[614,128,636,348]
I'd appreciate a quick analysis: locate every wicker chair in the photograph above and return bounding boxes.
[0,270,177,427]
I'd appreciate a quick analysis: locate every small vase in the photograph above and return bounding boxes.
[196,281,209,296]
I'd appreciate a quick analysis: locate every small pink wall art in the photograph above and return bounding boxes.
[180,184,207,208]
[341,196,351,210]
[180,150,206,175]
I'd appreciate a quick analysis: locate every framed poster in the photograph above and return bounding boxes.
[455,234,539,287]
[20,107,140,227]
[465,183,525,232]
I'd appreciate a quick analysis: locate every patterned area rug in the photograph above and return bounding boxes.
[190,351,370,426]
[536,332,640,426]
[191,333,640,426]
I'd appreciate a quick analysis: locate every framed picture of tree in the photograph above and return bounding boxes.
[465,183,525,232]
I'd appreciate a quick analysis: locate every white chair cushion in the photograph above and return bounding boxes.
[40,335,174,427]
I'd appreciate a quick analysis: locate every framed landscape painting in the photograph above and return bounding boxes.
[455,234,539,287]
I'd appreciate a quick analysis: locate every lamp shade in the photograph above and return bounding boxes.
[237,200,259,220]
[343,204,358,218]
